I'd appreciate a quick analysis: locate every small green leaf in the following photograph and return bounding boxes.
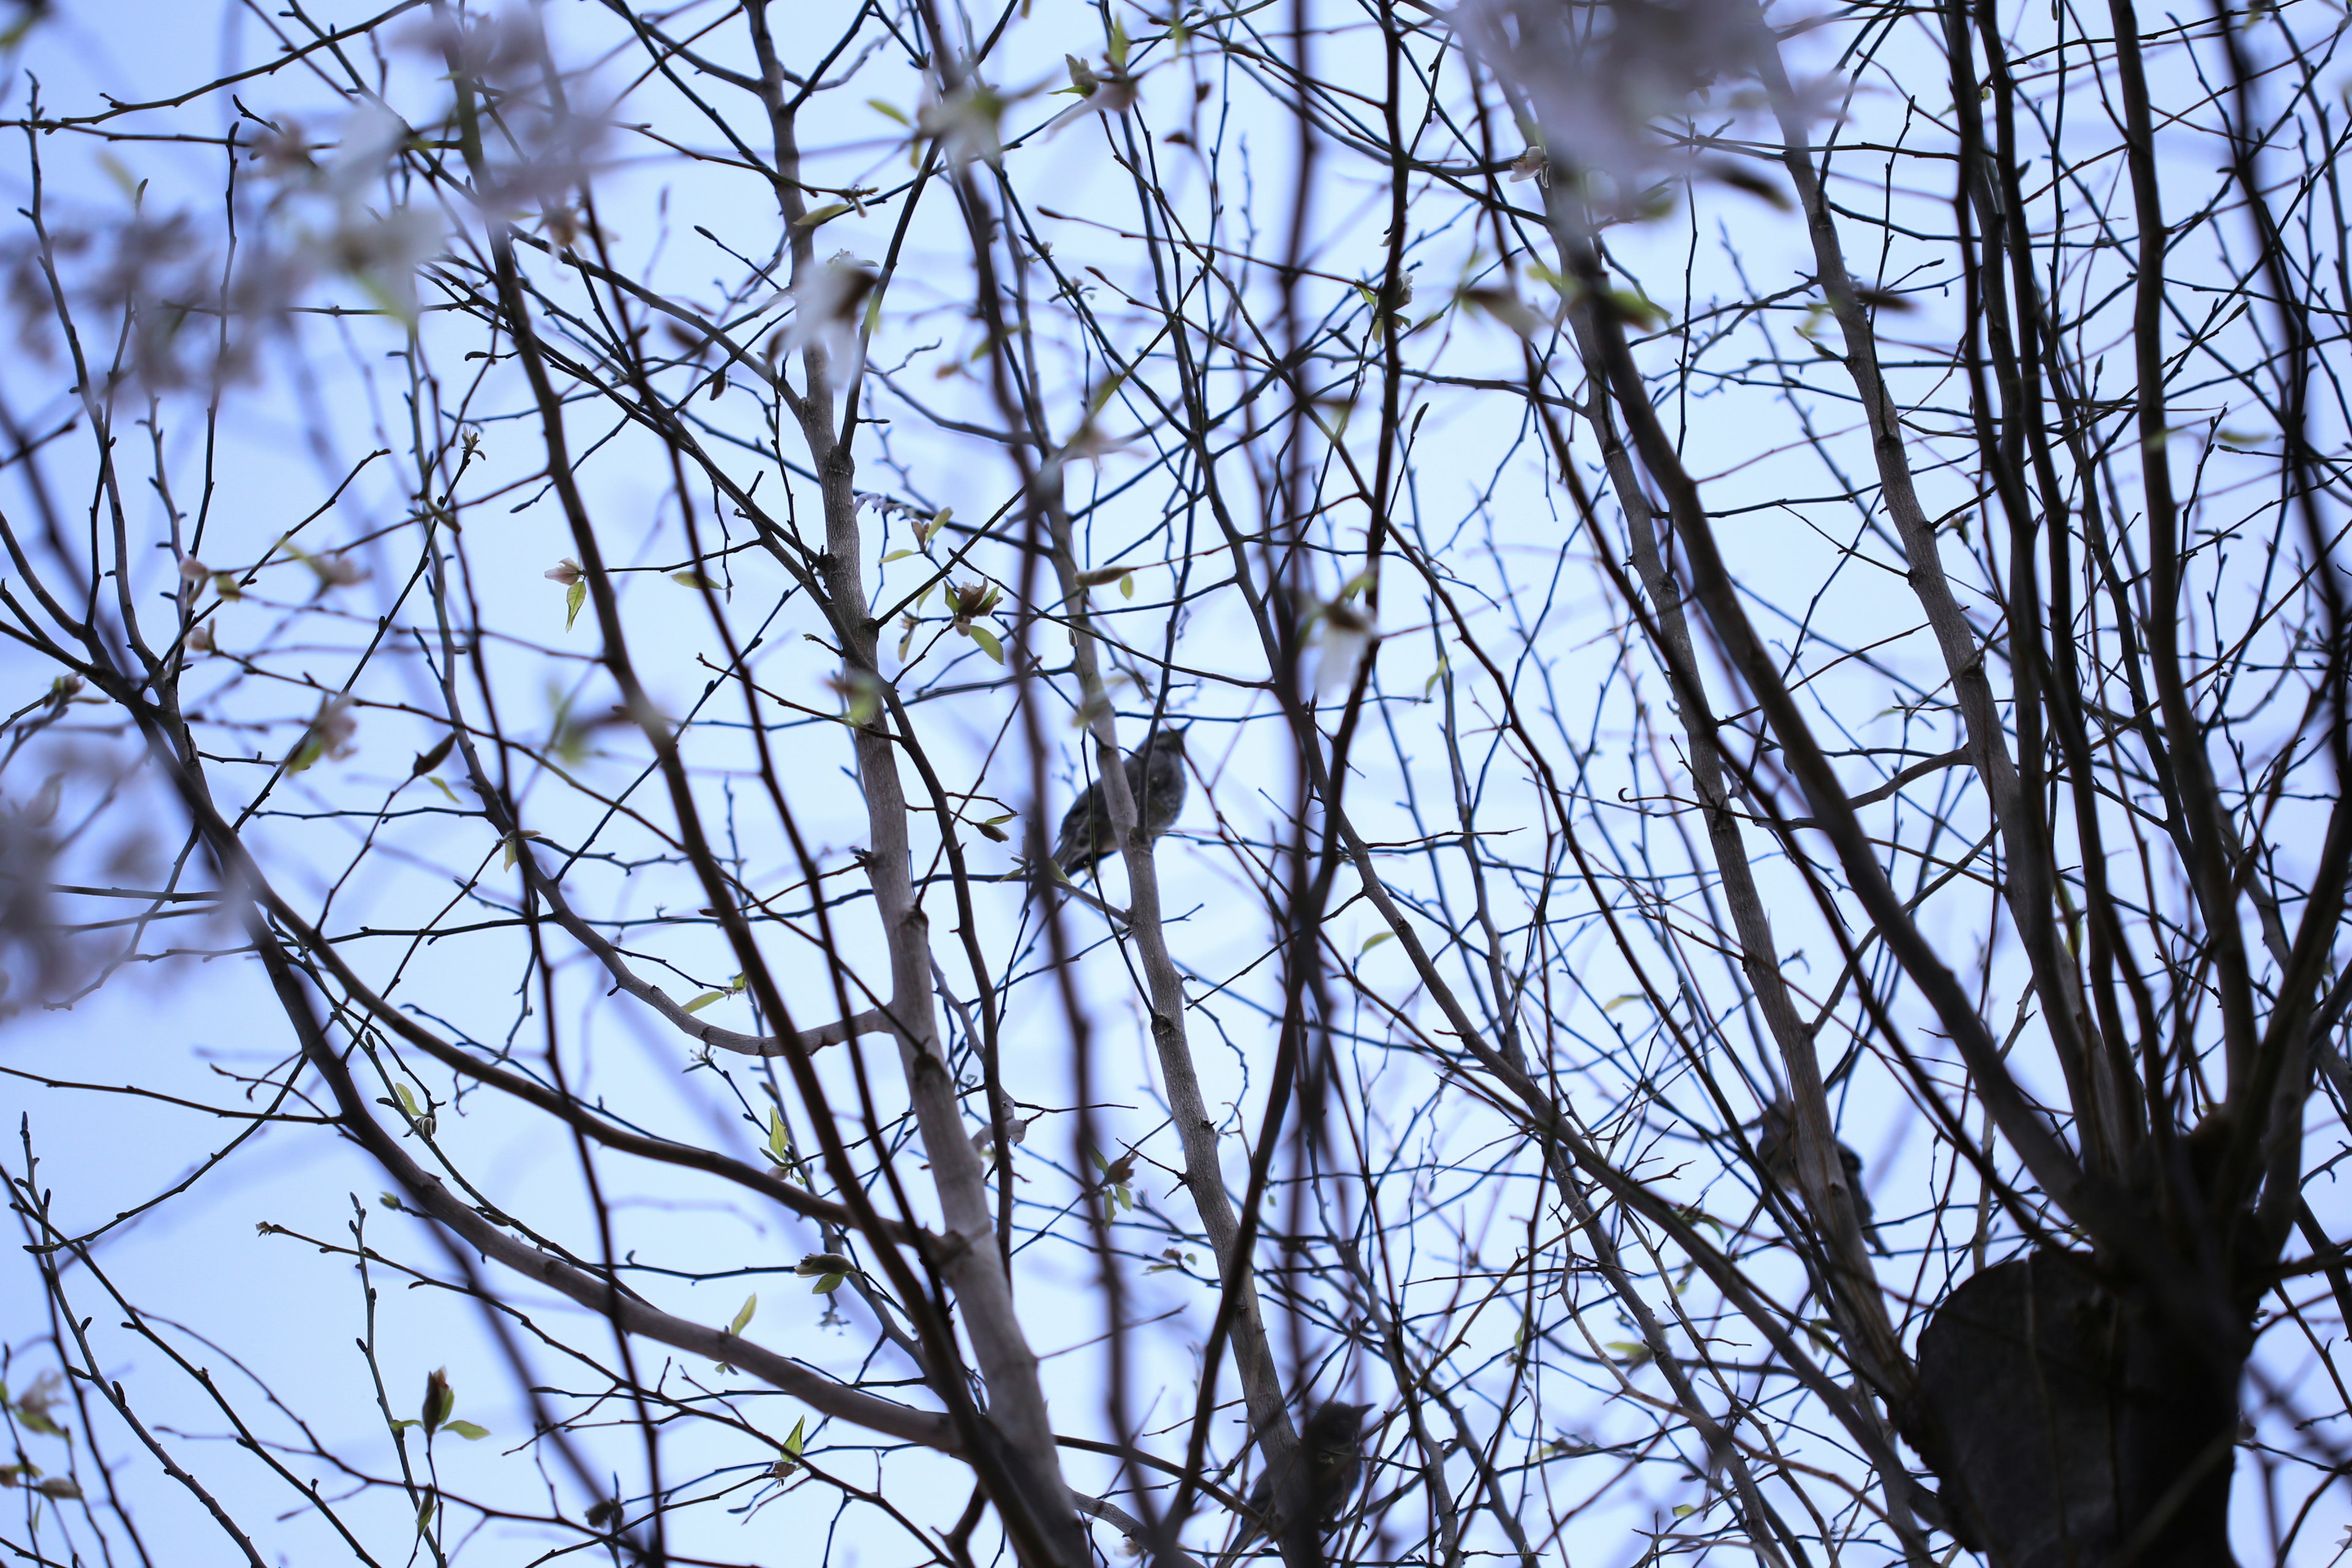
[682,990,729,1015]
[445,1420,490,1441]
[1672,1502,1696,1519]
[813,1272,846,1294]
[429,776,457,804]
[1107,13,1130,67]
[783,1415,806,1458]
[729,1294,758,1336]
[867,98,911,126]
[499,829,548,871]
[1603,1340,1653,1365]
[792,202,853,230]
[1119,571,1134,598]
[766,1108,792,1165]
[394,1083,422,1118]
[881,549,919,562]
[965,624,1004,664]
[565,578,586,631]
[12,1404,62,1439]
[1359,931,1393,957]
[389,1419,419,1433]
[672,570,711,589]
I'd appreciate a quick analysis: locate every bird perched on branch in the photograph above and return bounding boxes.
[1227,1399,1373,1564]
[1756,1098,1886,1255]
[1050,727,1188,878]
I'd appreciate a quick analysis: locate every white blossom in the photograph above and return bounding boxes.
[780,252,880,371]
[1046,55,1140,137]
[1314,598,1377,698]
[918,80,1010,168]
[1459,0,1796,212]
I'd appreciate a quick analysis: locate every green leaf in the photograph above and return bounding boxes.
[1672,1502,1696,1519]
[965,624,1004,665]
[1607,287,1665,329]
[1358,931,1393,957]
[792,202,853,230]
[565,578,586,631]
[867,98,911,126]
[682,990,728,1014]
[729,1294,758,1336]
[766,1108,792,1165]
[881,549,919,562]
[783,1416,806,1458]
[813,1272,846,1294]
[1603,1340,1653,1365]
[1119,571,1134,598]
[389,1419,419,1433]
[1107,13,1130,67]
[445,1420,490,1441]
[672,570,711,589]
[394,1083,422,1118]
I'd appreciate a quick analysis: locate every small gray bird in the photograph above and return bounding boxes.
[1755,1099,1885,1255]
[1229,1399,1373,1563]
[1050,727,1188,878]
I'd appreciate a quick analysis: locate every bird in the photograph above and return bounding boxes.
[1049,727,1188,878]
[1227,1399,1373,1564]
[1755,1098,1886,1255]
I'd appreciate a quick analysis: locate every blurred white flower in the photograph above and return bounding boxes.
[20,773,61,827]
[0,793,61,1012]
[780,252,879,371]
[545,557,584,586]
[1314,598,1377,698]
[307,550,369,588]
[323,102,411,202]
[918,80,1010,168]
[1460,0,1785,212]
[326,205,442,326]
[247,116,315,179]
[288,694,358,774]
[399,7,542,81]
[1047,54,1140,137]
